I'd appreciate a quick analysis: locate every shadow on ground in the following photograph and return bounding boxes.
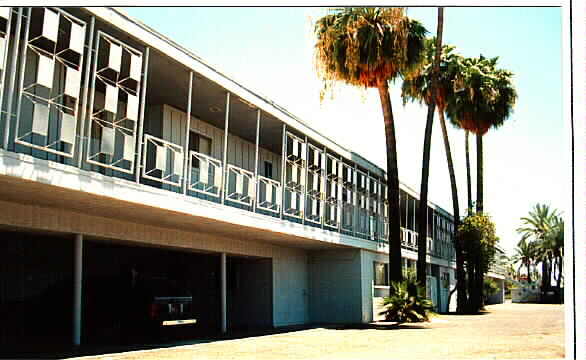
[0,324,337,359]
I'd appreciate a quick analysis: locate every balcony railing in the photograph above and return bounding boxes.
[0,5,456,262]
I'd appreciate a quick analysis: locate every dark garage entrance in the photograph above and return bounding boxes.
[0,230,74,351]
[83,240,221,344]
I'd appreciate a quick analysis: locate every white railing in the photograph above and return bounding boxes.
[257,176,281,213]
[142,134,183,187]
[188,151,222,198]
[225,164,255,206]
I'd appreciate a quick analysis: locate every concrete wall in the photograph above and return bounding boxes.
[486,277,505,304]
[0,199,310,327]
[308,248,363,324]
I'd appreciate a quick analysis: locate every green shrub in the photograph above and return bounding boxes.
[379,276,435,323]
[484,278,499,297]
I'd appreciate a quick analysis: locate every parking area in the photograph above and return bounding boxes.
[70,303,564,360]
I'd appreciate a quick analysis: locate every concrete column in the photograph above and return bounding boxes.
[221,252,227,333]
[73,234,83,346]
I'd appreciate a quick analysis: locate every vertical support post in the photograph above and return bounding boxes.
[135,46,150,183]
[220,252,227,334]
[338,155,343,233]
[73,233,83,346]
[302,135,308,225]
[77,16,95,168]
[0,8,14,150]
[182,71,193,195]
[353,164,358,238]
[367,170,371,240]
[377,176,382,243]
[321,147,327,229]
[3,8,23,150]
[221,92,230,205]
[252,109,260,212]
[12,7,31,155]
[279,124,286,219]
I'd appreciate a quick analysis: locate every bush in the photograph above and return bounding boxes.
[379,274,435,323]
[484,278,499,297]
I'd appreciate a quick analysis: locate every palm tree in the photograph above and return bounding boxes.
[446,56,517,214]
[409,7,444,291]
[513,239,534,283]
[314,8,427,283]
[401,39,469,311]
[517,204,558,291]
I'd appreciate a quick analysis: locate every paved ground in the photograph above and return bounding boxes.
[71,303,564,360]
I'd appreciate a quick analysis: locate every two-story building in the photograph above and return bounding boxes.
[0,7,504,349]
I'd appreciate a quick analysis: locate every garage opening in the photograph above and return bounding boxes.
[0,230,74,351]
[227,256,273,331]
[83,240,221,344]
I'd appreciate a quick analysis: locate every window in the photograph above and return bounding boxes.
[373,262,389,286]
[189,131,212,156]
[264,161,273,179]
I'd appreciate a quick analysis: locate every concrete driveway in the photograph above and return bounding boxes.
[71,303,564,360]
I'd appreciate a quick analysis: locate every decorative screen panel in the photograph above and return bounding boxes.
[87,32,143,174]
[142,134,184,187]
[15,8,86,157]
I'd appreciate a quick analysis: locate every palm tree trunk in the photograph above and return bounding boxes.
[465,131,472,214]
[527,262,531,283]
[378,80,402,283]
[439,110,466,313]
[476,134,483,213]
[416,7,443,287]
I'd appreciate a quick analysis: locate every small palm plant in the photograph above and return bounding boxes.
[379,271,435,323]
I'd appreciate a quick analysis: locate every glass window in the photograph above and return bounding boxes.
[373,262,388,286]
[264,161,273,179]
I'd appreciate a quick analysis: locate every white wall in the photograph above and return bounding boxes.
[273,250,309,326]
[308,248,363,324]
[161,104,281,179]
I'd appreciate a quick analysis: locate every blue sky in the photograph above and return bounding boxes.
[124,7,565,256]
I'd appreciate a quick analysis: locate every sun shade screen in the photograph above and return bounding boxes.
[130,54,141,82]
[266,183,273,203]
[200,159,209,184]
[173,150,183,176]
[312,199,318,216]
[126,94,139,121]
[108,42,122,73]
[291,192,297,210]
[292,138,298,157]
[0,39,5,71]
[313,174,319,191]
[331,159,337,176]
[59,111,76,144]
[291,166,297,184]
[32,102,50,136]
[0,7,10,20]
[101,126,115,155]
[313,149,320,167]
[236,173,243,194]
[105,84,118,114]
[214,166,222,188]
[155,145,166,171]
[122,134,134,161]
[301,143,306,161]
[248,178,254,198]
[330,204,336,221]
[42,8,59,43]
[64,67,81,98]
[69,21,84,55]
[37,54,55,89]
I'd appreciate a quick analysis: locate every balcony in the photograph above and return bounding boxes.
[0,7,456,262]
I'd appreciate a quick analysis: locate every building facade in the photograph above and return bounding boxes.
[0,7,503,349]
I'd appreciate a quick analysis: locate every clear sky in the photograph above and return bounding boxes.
[124,6,564,256]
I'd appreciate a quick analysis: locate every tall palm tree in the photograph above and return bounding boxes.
[314,8,427,283]
[401,39,469,311]
[409,8,444,291]
[446,56,517,214]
